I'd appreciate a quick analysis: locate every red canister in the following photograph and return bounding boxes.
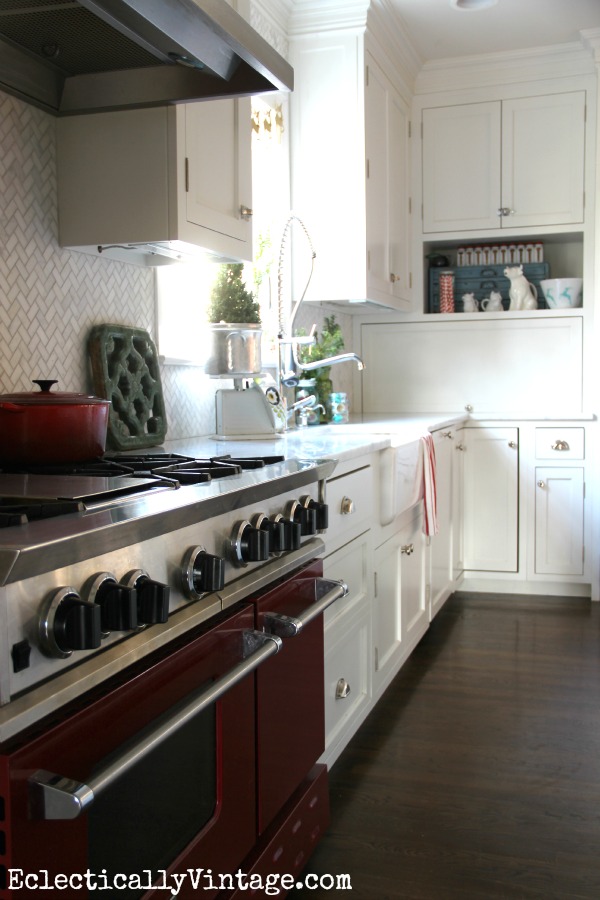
[439,270,455,313]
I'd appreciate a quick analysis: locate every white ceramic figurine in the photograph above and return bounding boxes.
[461,292,479,312]
[504,265,538,311]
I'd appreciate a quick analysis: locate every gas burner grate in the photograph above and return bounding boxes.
[103,453,286,485]
[0,499,85,528]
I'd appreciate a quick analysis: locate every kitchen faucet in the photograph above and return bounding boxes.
[276,215,365,393]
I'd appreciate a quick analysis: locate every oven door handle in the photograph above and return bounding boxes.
[263,577,348,638]
[28,629,282,821]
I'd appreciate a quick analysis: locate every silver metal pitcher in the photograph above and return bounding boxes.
[205,323,262,378]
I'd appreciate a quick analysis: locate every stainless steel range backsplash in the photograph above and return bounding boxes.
[0,89,355,441]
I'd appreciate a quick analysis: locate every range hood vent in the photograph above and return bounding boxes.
[0,0,293,115]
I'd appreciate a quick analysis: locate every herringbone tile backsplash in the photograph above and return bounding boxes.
[0,90,219,440]
[0,89,355,442]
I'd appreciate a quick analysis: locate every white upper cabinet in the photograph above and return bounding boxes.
[183,100,253,249]
[365,56,412,305]
[57,99,253,263]
[422,91,586,235]
[289,32,411,310]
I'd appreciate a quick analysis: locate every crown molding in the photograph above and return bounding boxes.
[250,0,292,58]
[287,0,369,36]
[415,40,597,95]
[367,0,420,91]
[580,27,600,65]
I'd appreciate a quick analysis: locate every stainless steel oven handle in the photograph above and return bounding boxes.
[263,578,348,638]
[29,629,282,821]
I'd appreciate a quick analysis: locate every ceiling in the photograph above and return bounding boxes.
[389,0,600,63]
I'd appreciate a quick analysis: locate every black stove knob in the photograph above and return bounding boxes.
[301,496,329,531]
[270,513,301,552]
[286,499,317,536]
[182,546,225,599]
[39,588,102,658]
[124,570,170,625]
[230,520,269,567]
[252,513,286,555]
[86,573,138,633]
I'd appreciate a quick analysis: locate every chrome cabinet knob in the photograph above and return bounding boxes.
[456,443,466,452]
[335,678,351,699]
[537,480,546,489]
[497,207,515,216]
[508,441,518,449]
[340,496,355,516]
[401,543,414,555]
[240,205,253,219]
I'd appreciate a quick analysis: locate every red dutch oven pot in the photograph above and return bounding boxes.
[0,380,110,464]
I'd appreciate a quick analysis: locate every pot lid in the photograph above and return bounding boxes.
[0,380,109,406]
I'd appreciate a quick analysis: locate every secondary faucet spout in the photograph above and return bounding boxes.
[297,351,365,373]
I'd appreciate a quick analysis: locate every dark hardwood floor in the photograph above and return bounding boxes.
[298,592,600,900]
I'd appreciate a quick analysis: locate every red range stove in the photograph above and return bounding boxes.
[0,452,346,899]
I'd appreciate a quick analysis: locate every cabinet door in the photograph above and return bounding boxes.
[400,511,428,650]
[373,536,402,695]
[365,57,411,307]
[502,92,585,228]
[422,101,501,233]
[374,509,427,696]
[184,98,252,251]
[452,428,465,579]
[463,427,519,572]
[535,467,584,576]
[430,429,454,613]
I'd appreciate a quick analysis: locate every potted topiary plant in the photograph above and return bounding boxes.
[205,263,263,377]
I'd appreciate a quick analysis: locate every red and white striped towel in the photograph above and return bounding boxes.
[420,434,438,536]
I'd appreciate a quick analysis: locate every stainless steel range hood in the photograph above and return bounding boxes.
[0,0,293,115]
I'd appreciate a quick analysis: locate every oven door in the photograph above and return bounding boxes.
[250,560,347,833]
[0,604,277,900]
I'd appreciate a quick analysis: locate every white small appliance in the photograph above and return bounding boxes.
[213,381,285,440]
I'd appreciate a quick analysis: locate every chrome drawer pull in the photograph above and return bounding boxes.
[264,578,348,638]
[335,678,351,699]
[340,496,355,515]
[29,630,282,820]
[552,440,570,451]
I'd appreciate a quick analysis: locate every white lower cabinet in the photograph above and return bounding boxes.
[460,422,590,594]
[534,467,585,576]
[321,531,373,768]
[463,427,519,572]
[430,427,464,616]
[373,506,427,700]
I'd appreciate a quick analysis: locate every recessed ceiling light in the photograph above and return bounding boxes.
[450,0,498,10]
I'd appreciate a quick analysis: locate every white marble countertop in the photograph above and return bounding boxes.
[161,412,469,465]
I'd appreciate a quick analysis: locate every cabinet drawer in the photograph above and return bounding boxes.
[326,465,373,552]
[324,533,371,627]
[535,427,584,460]
[323,602,371,763]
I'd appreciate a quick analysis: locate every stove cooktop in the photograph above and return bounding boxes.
[0,454,287,527]
[0,454,337,586]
